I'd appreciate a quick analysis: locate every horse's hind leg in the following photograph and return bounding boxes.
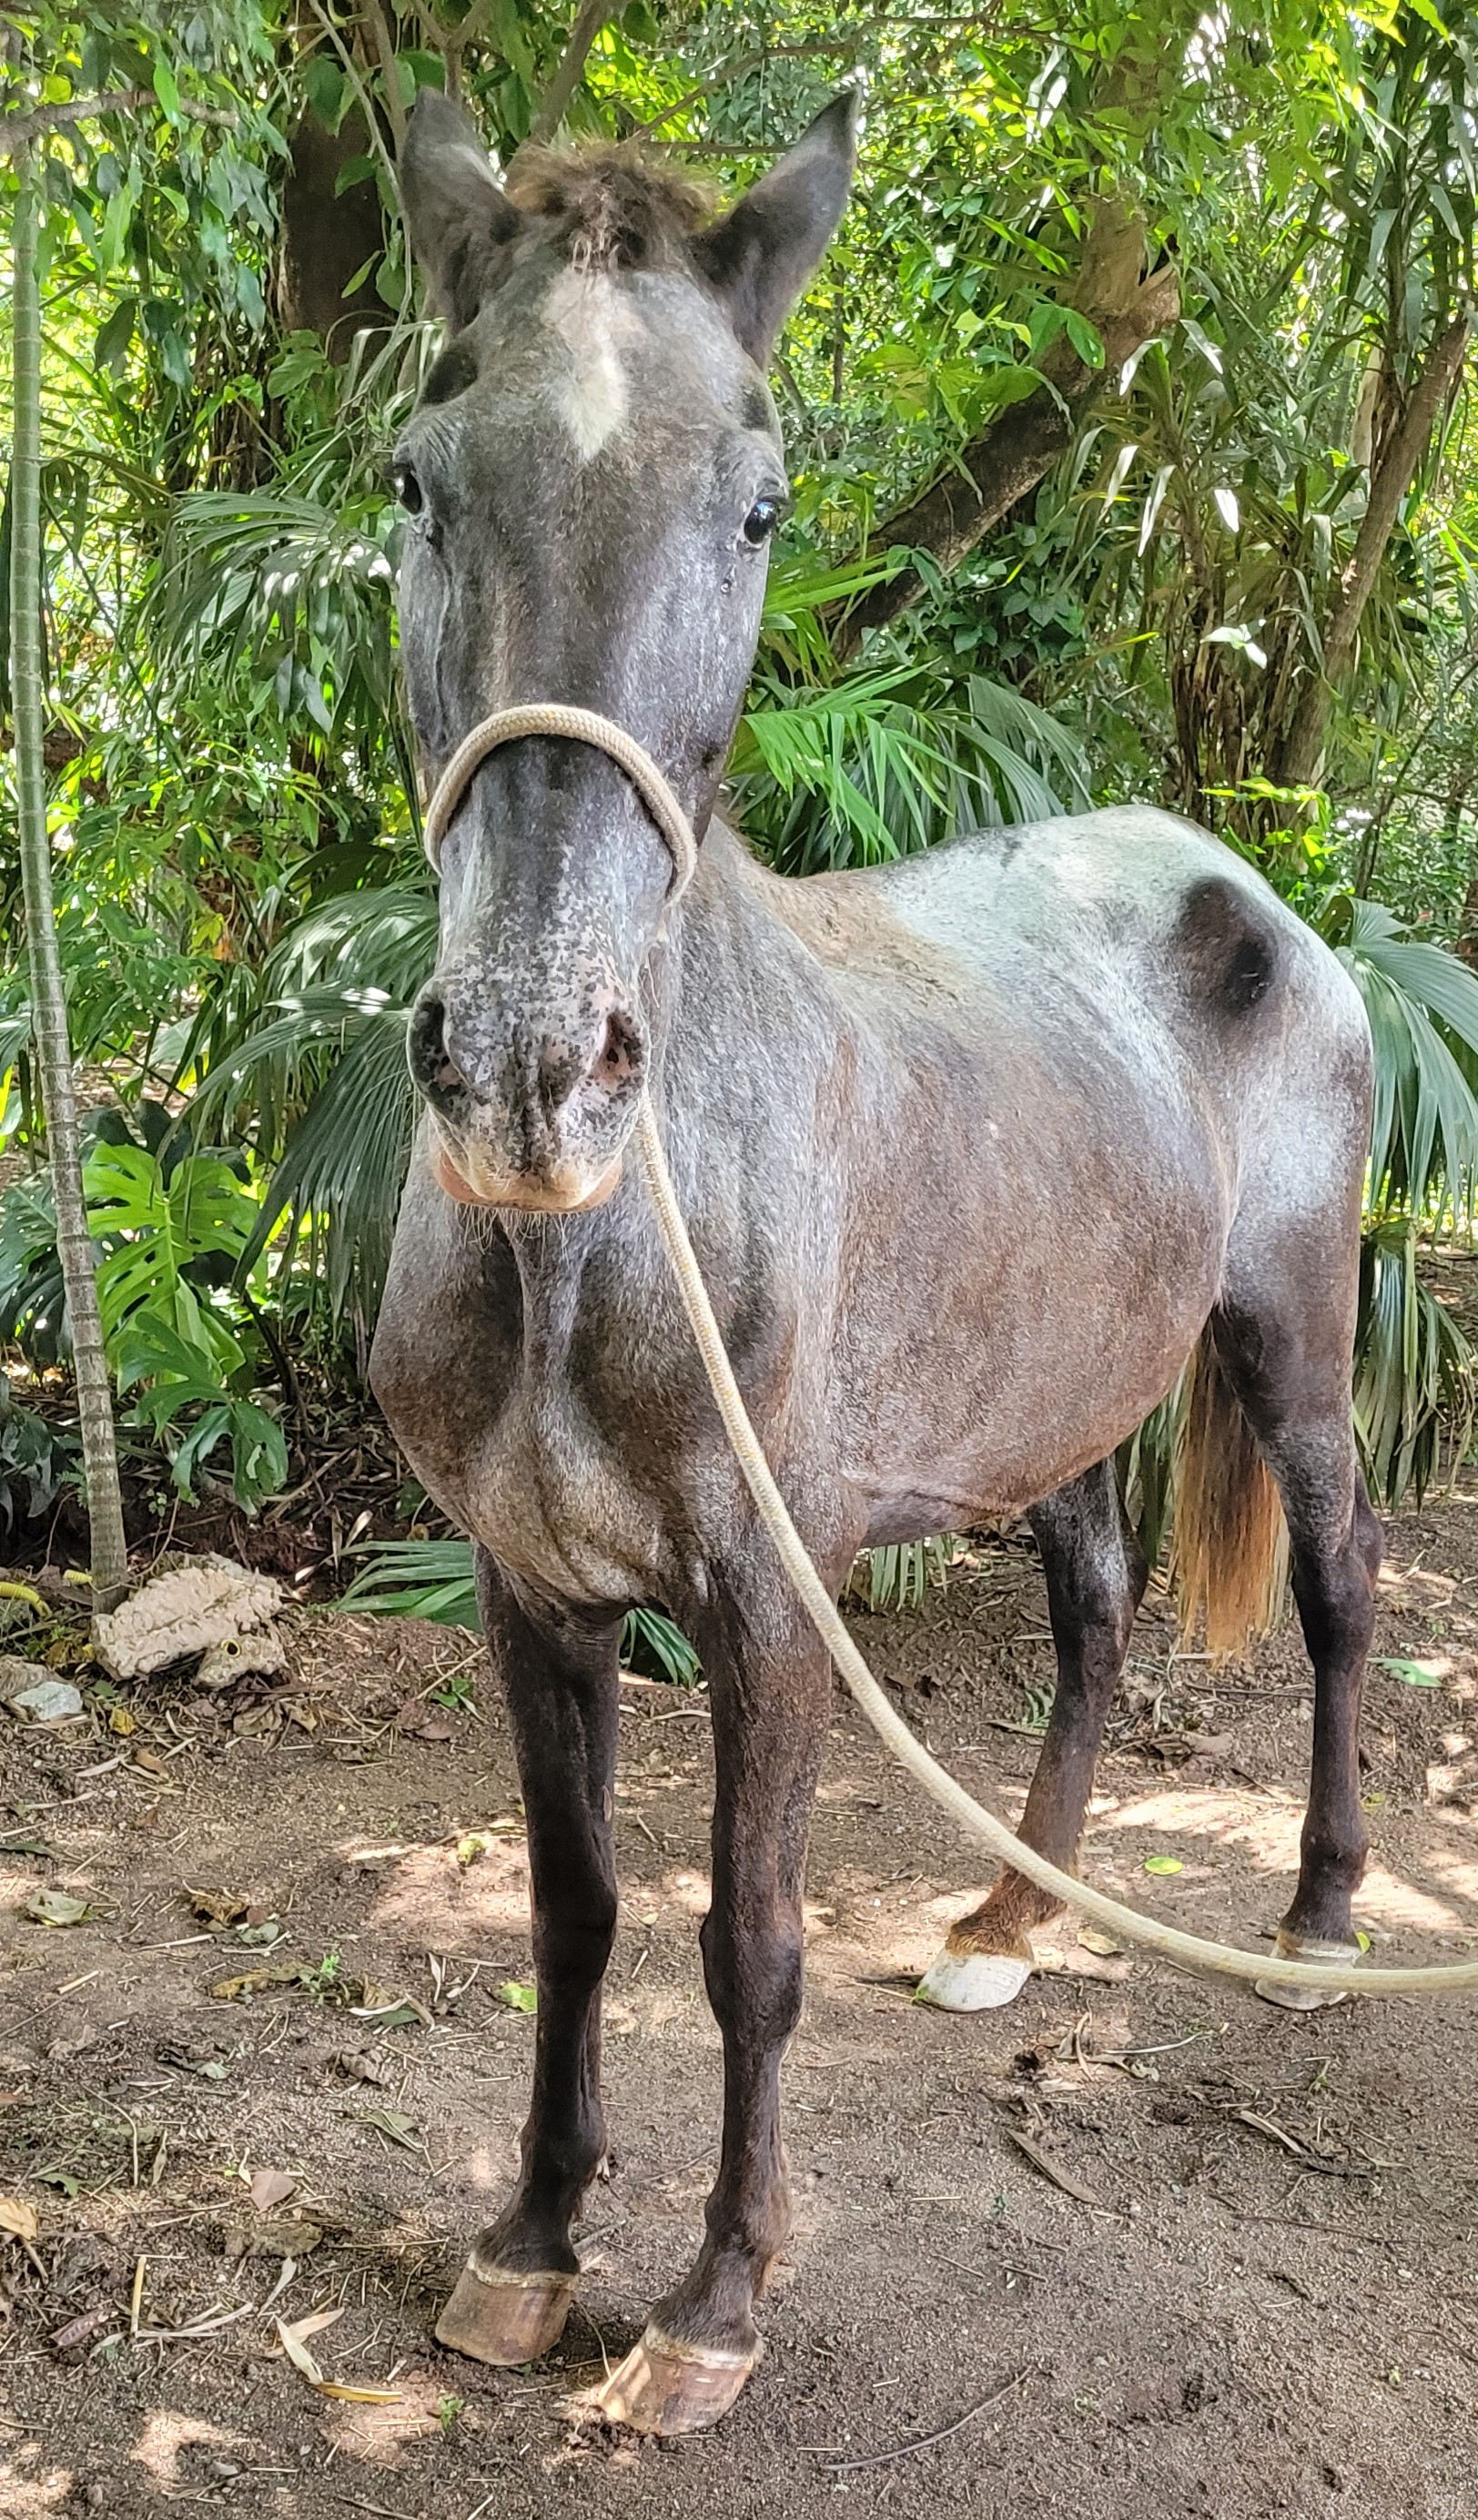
[435,1548,622,2364]
[919,1460,1146,2011]
[1209,1296,1383,2010]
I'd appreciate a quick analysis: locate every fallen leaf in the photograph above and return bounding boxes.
[248,2166,298,2212]
[24,1888,95,1928]
[1078,1928,1125,1958]
[0,2196,39,2243]
[51,2303,115,2354]
[349,2106,422,2152]
[274,2307,400,2404]
[1003,2126,1102,2206]
[209,1962,309,2002]
[276,2305,341,2382]
[186,1886,252,1926]
[1143,1856,1183,1877]
[327,2049,392,2088]
[396,1701,454,1741]
[222,2216,322,2262]
[1375,1656,1445,1689]
[348,1985,430,2029]
[454,1826,521,1865]
[107,1707,137,1736]
[131,1748,172,1780]
[496,1979,537,2014]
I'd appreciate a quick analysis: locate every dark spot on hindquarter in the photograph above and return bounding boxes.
[1173,875,1280,1017]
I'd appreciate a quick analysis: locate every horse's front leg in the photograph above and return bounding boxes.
[596,1566,831,2434]
[436,1546,623,2366]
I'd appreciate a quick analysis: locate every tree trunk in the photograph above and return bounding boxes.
[1272,312,1470,790]
[833,200,1180,657]
[1458,850,1478,971]
[278,103,389,359]
[9,145,129,1609]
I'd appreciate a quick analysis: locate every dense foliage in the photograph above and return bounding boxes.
[6,0,1478,1564]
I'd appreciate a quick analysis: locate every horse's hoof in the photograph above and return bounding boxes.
[916,1945,1033,2011]
[1253,1928,1360,2012]
[435,2259,577,2365]
[587,2326,759,2434]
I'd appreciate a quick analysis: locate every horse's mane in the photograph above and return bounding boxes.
[503,142,716,273]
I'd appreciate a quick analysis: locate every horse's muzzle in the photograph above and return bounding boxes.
[408,975,644,1213]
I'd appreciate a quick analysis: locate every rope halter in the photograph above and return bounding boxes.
[420,702,699,906]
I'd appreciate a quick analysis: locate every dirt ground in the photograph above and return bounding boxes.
[4,1507,1478,2520]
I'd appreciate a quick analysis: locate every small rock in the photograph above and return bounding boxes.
[3,1670,84,1724]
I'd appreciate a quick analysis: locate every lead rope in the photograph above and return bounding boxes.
[423,706,1478,2000]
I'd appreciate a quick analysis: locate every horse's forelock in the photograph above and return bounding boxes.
[504,142,716,276]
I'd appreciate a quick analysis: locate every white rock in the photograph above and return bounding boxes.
[93,1555,282,1679]
[5,1673,85,1724]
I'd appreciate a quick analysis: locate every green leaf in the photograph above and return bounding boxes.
[94,299,137,375]
[1143,1856,1183,1876]
[496,1980,537,2014]
[1062,309,1105,369]
[300,55,347,131]
[152,59,180,120]
[1373,1656,1445,1688]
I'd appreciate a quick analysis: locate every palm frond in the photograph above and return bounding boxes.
[342,1537,701,1684]
[1331,897,1478,1214]
[732,663,1090,876]
[1353,1217,1476,1506]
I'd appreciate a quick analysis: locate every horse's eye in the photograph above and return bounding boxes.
[393,464,424,516]
[742,497,784,548]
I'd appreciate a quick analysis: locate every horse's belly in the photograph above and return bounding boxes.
[840,1145,1226,1532]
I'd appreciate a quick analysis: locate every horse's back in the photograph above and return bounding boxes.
[760,804,1370,1123]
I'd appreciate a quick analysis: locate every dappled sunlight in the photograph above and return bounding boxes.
[455,2141,504,2195]
[133,2412,245,2488]
[364,1837,531,1941]
[1092,1786,1304,1874]
[0,2448,74,2516]
[322,2370,447,2467]
[1357,1861,1473,1936]
[662,1866,712,1916]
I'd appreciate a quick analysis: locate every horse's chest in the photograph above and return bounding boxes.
[461,1392,662,1604]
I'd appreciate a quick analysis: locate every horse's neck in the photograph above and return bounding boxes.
[660,819,846,1178]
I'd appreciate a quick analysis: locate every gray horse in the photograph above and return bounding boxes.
[370,89,1381,2434]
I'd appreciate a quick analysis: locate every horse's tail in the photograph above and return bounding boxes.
[1172,1329,1288,1655]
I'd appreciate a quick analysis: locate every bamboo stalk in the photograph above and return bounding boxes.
[8,141,129,1611]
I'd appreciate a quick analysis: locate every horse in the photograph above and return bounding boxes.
[369,87,1382,2435]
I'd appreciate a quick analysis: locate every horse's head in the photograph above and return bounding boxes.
[395,89,856,1212]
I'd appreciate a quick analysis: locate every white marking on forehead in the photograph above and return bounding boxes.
[542,268,643,462]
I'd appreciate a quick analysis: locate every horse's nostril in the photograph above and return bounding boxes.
[410,991,468,1107]
[591,1007,643,1095]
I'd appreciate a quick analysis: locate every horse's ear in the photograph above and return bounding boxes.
[400,90,522,331]
[693,92,858,366]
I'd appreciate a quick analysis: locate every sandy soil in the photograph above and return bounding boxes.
[3,1503,1478,2519]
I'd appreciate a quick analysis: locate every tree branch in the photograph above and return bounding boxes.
[0,89,238,152]
[529,0,617,147]
[1273,310,1471,788]
[628,41,858,140]
[832,197,1179,656]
